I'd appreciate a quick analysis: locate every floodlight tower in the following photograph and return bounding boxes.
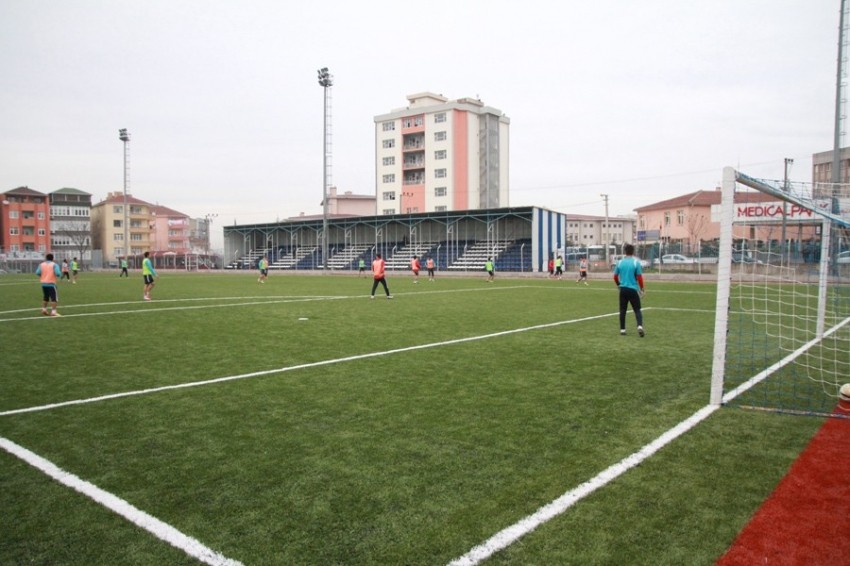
[119,128,131,263]
[318,67,334,272]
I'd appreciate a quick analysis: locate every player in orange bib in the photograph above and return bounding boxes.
[410,255,421,284]
[426,256,436,281]
[370,253,392,299]
[35,253,63,316]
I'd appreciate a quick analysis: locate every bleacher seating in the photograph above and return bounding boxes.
[325,244,371,270]
[383,242,438,271]
[226,239,532,272]
[447,240,513,271]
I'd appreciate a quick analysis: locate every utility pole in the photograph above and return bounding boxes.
[782,158,793,264]
[600,193,610,263]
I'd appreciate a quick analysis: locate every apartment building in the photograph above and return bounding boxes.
[566,214,636,248]
[150,204,191,255]
[90,192,156,263]
[49,187,92,261]
[0,186,51,256]
[374,93,509,215]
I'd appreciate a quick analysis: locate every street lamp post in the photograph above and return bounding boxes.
[600,193,610,263]
[205,213,218,266]
[119,129,130,264]
[318,67,333,272]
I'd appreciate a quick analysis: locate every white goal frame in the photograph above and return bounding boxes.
[710,166,850,410]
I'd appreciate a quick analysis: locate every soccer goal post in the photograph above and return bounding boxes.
[710,166,850,417]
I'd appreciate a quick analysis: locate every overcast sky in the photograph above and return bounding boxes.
[0,1,842,249]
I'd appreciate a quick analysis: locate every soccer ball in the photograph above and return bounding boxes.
[839,383,850,402]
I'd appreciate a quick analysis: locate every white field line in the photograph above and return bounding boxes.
[0,436,243,566]
[0,309,624,418]
[0,285,535,322]
[0,295,336,315]
[449,311,841,565]
[448,404,720,566]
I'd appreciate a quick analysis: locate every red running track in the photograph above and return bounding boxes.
[717,410,850,565]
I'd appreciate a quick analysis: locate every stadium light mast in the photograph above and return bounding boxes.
[119,128,130,264]
[318,67,333,272]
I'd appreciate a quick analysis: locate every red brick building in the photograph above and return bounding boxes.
[0,186,52,257]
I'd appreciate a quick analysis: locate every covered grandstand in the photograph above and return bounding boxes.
[223,207,569,274]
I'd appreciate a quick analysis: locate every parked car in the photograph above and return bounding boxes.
[655,254,695,265]
[837,250,850,264]
[610,255,650,268]
[731,251,763,264]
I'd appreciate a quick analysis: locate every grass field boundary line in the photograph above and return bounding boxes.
[448,404,720,565]
[0,436,243,566]
[0,295,338,315]
[0,285,533,322]
[0,296,349,322]
[0,310,626,417]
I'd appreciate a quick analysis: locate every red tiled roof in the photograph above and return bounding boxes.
[635,189,775,212]
[151,204,188,217]
[3,186,47,197]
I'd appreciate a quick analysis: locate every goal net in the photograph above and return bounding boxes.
[710,167,850,418]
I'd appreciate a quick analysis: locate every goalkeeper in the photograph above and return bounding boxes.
[613,243,645,337]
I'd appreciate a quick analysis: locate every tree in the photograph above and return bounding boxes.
[52,220,91,264]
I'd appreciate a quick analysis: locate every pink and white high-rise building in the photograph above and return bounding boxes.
[374,93,510,215]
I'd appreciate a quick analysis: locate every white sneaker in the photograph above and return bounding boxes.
[620,330,626,336]
[370,295,375,300]
[638,326,645,338]
[387,295,393,299]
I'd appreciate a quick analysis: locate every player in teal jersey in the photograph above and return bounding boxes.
[142,251,158,301]
[613,243,645,337]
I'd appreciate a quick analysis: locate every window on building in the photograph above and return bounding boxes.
[434,112,446,123]
[113,205,122,214]
[9,227,19,235]
[22,211,34,219]
[434,131,447,141]
[382,156,395,166]
[382,174,395,183]
[37,212,45,220]
[130,206,143,214]
[664,212,671,226]
[22,227,34,236]
[131,233,143,241]
[382,208,395,215]
[114,233,124,241]
[435,168,447,178]
[382,191,396,201]
[382,121,395,131]
[38,228,45,236]
[9,210,18,219]
[434,186,447,197]
[677,210,685,225]
[382,139,395,149]
[434,205,447,212]
[113,220,122,228]
[434,150,446,160]
[114,247,124,257]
